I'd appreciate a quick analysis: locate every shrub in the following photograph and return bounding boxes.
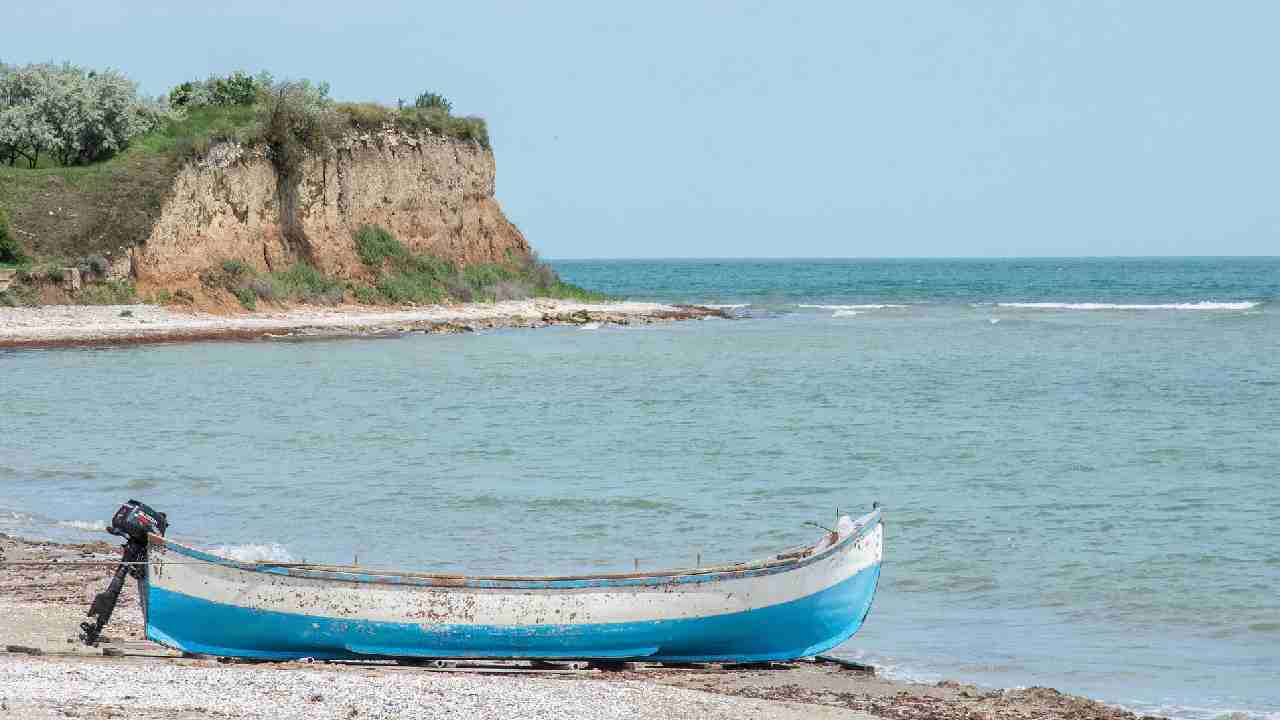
[221,258,251,276]
[75,279,136,305]
[169,71,267,109]
[274,262,344,304]
[397,108,489,148]
[337,102,396,131]
[231,285,257,310]
[256,80,340,178]
[83,254,110,277]
[442,274,474,302]
[209,71,262,107]
[0,208,25,264]
[202,258,346,308]
[521,250,559,290]
[245,276,278,302]
[347,228,608,306]
[46,267,64,282]
[462,263,510,292]
[353,225,405,267]
[413,92,452,113]
[350,283,379,304]
[398,252,455,279]
[492,279,532,301]
[375,272,444,305]
[201,258,252,288]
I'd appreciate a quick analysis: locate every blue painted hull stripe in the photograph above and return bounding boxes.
[147,562,881,661]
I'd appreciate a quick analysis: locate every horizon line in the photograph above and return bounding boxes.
[544,255,1280,261]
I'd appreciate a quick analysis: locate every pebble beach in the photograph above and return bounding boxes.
[0,299,723,348]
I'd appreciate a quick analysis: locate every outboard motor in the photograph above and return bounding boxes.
[79,500,167,646]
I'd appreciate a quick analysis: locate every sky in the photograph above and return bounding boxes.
[4,1,1278,258]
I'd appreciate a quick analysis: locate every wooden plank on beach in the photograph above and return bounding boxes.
[813,654,876,674]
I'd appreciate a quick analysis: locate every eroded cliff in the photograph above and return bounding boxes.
[133,129,529,286]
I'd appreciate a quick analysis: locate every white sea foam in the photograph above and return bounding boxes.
[997,301,1259,311]
[578,322,603,330]
[57,519,106,532]
[989,318,1001,324]
[701,303,751,309]
[832,310,861,317]
[2,510,101,534]
[1131,702,1280,720]
[206,542,295,563]
[798,303,906,310]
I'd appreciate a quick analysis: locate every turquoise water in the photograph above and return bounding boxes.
[2,258,1277,719]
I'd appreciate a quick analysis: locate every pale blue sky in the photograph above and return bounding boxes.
[5,1,1277,257]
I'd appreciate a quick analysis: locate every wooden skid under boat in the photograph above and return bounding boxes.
[142,509,883,662]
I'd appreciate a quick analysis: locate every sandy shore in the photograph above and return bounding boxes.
[0,534,1164,720]
[0,299,724,348]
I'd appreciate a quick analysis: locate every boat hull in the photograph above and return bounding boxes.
[144,512,882,662]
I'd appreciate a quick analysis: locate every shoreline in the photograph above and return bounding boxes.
[0,532,1164,720]
[0,299,726,349]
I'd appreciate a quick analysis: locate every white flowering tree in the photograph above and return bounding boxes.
[0,62,170,167]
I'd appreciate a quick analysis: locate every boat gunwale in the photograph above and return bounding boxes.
[147,509,882,590]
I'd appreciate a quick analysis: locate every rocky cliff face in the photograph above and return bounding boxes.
[133,130,529,285]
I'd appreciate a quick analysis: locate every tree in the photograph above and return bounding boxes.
[0,62,167,167]
[413,91,451,114]
[257,79,339,176]
[169,71,268,109]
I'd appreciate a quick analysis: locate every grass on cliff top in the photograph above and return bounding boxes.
[0,106,263,267]
[0,100,490,269]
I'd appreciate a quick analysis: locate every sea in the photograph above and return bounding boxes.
[2,257,1277,719]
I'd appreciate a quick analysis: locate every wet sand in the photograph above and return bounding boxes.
[0,533,1163,719]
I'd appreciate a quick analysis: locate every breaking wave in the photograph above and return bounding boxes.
[997,301,1259,311]
[57,519,106,532]
[206,542,295,563]
[798,304,906,310]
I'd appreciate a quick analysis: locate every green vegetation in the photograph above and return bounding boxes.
[352,225,404,266]
[0,66,608,309]
[336,101,489,147]
[73,279,137,305]
[1,62,173,168]
[168,71,266,109]
[1,67,494,285]
[0,208,24,264]
[2,68,491,270]
[351,224,608,305]
[413,92,452,113]
[200,257,345,310]
[0,284,37,307]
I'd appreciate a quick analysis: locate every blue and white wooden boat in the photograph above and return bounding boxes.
[141,508,883,661]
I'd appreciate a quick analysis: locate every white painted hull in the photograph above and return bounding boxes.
[143,510,883,661]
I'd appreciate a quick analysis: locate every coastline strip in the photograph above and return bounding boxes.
[0,300,726,350]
